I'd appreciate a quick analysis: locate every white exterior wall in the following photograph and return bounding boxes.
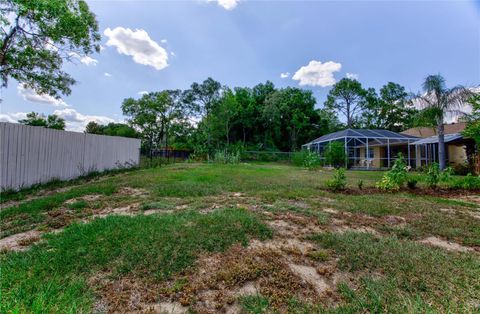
[0,122,141,191]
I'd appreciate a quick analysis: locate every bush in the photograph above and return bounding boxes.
[292,150,321,170]
[452,162,474,176]
[292,150,308,167]
[357,180,364,190]
[425,163,452,189]
[212,150,240,164]
[406,178,418,189]
[303,151,322,170]
[376,153,408,191]
[450,173,480,190]
[323,142,346,168]
[326,168,347,191]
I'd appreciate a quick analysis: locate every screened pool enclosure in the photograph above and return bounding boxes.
[302,129,419,169]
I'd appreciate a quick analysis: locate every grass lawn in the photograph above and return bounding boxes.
[1,162,479,313]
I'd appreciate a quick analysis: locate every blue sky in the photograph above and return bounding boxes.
[1,0,479,131]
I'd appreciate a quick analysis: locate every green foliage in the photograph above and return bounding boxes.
[240,295,270,313]
[1,0,101,98]
[323,141,346,168]
[462,94,480,145]
[424,163,452,189]
[357,180,364,190]
[291,150,307,167]
[406,178,418,189]
[18,112,66,130]
[324,78,367,128]
[85,121,139,138]
[326,168,347,191]
[122,90,192,152]
[312,232,480,312]
[303,151,321,169]
[414,75,473,170]
[212,149,241,164]
[361,82,418,131]
[449,173,480,190]
[376,153,408,190]
[1,209,271,312]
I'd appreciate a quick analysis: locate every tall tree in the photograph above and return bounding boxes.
[324,78,367,128]
[182,77,222,116]
[1,0,100,98]
[362,82,418,131]
[122,90,186,154]
[414,74,472,169]
[210,88,238,145]
[19,112,65,130]
[462,94,480,145]
[263,87,317,151]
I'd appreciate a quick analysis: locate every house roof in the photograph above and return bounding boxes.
[401,122,467,138]
[304,129,418,146]
[412,133,464,145]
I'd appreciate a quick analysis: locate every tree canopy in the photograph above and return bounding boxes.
[0,0,101,98]
[18,112,65,130]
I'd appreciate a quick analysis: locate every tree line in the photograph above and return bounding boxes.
[95,77,424,154]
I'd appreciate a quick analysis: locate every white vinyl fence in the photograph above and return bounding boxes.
[0,122,141,191]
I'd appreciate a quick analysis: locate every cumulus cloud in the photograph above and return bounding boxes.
[207,0,239,10]
[104,27,168,70]
[69,52,98,66]
[138,91,149,96]
[292,60,342,87]
[0,112,28,123]
[280,72,290,79]
[17,85,69,107]
[53,108,116,132]
[104,72,112,77]
[346,73,359,80]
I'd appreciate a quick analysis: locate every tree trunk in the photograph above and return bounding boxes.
[437,121,446,170]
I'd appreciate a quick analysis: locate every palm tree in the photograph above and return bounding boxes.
[415,75,472,170]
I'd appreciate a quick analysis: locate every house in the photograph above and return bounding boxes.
[302,123,475,169]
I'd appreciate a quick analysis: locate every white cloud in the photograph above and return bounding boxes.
[17,85,69,107]
[104,72,112,77]
[207,0,239,10]
[104,27,168,70]
[0,109,118,132]
[161,39,168,43]
[292,60,342,87]
[280,72,290,79]
[53,108,116,132]
[138,91,149,96]
[170,51,176,57]
[69,52,98,66]
[0,112,28,123]
[346,73,359,80]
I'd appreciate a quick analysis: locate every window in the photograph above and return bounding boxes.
[368,148,374,159]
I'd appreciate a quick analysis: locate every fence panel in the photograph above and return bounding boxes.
[0,122,141,191]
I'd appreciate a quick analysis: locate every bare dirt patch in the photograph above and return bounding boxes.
[419,236,476,253]
[118,187,149,197]
[0,230,42,252]
[93,202,141,218]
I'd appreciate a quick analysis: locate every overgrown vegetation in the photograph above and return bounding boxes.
[1,208,271,312]
[376,153,408,190]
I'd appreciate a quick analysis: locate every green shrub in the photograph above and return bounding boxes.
[292,150,307,167]
[450,173,480,190]
[326,168,347,191]
[303,151,321,170]
[357,180,364,190]
[406,178,418,189]
[323,142,346,168]
[425,163,452,189]
[212,150,240,164]
[376,153,408,191]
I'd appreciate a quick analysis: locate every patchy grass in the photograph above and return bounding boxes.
[311,232,480,312]
[1,162,479,313]
[1,208,271,313]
